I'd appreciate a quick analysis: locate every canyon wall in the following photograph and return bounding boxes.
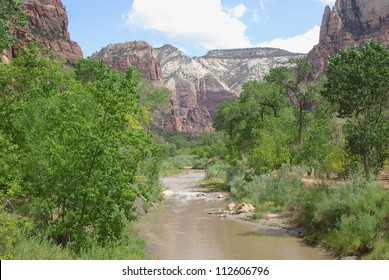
[307,0,389,79]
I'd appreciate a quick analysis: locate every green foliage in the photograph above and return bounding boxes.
[206,161,230,180]
[192,132,229,159]
[215,80,297,175]
[0,207,27,259]
[0,0,28,50]
[229,165,304,212]
[160,155,198,176]
[265,58,316,146]
[214,71,335,176]
[296,178,389,258]
[0,47,162,257]
[323,40,389,177]
[362,239,389,260]
[321,146,348,177]
[9,222,148,260]
[0,132,21,197]
[11,236,74,260]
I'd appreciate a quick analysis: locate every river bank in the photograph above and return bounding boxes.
[191,173,306,238]
[140,169,330,260]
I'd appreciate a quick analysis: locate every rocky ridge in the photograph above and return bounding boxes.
[307,0,389,79]
[12,0,83,64]
[90,41,163,84]
[93,42,302,133]
[156,45,303,132]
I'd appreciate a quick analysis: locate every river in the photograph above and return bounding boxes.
[140,170,330,260]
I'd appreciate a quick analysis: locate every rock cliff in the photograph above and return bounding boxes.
[307,0,389,79]
[90,41,163,84]
[13,0,83,64]
[93,42,302,133]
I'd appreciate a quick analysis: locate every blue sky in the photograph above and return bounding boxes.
[62,0,336,57]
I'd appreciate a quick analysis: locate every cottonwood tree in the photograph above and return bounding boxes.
[265,58,316,146]
[323,40,389,178]
[1,49,159,250]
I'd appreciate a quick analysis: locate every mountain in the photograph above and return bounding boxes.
[90,41,163,84]
[92,42,303,133]
[307,0,389,79]
[12,0,83,64]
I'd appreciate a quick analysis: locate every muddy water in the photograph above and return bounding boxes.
[140,170,330,260]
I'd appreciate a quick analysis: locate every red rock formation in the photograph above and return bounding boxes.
[90,41,163,83]
[93,42,302,133]
[307,0,389,79]
[14,0,83,63]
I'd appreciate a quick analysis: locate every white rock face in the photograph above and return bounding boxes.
[92,42,303,133]
[155,45,303,132]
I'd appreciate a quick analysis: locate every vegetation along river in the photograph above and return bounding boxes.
[140,170,330,260]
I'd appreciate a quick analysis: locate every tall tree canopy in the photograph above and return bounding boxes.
[0,46,165,251]
[323,40,389,177]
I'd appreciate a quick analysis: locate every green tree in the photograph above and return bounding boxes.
[1,50,160,251]
[214,80,294,174]
[0,0,27,50]
[265,58,315,145]
[323,40,389,178]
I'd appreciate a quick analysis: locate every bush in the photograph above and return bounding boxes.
[192,158,208,170]
[0,209,27,259]
[160,155,198,176]
[8,221,149,260]
[323,214,378,256]
[206,161,230,180]
[296,176,389,258]
[362,239,389,260]
[229,164,304,212]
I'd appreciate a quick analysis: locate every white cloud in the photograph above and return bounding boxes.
[228,4,247,19]
[124,0,251,51]
[256,25,320,54]
[316,0,336,6]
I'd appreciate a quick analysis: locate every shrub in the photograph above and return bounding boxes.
[192,158,208,170]
[296,176,389,258]
[206,161,230,180]
[228,164,304,211]
[160,155,197,175]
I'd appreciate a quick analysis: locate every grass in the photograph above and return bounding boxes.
[2,221,149,260]
[159,155,198,176]
[197,177,228,192]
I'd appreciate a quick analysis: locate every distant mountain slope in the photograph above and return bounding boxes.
[93,42,302,133]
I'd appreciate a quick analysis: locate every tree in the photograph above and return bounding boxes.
[323,40,389,178]
[214,80,294,174]
[265,58,316,145]
[1,49,160,251]
[0,0,27,50]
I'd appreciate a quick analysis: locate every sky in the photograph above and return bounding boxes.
[62,0,336,57]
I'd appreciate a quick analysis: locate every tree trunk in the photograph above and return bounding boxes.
[298,102,303,145]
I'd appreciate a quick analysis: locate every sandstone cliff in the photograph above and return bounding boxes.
[158,45,302,132]
[307,0,389,79]
[90,41,163,84]
[13,0,83,64]
[93,42,302,133]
